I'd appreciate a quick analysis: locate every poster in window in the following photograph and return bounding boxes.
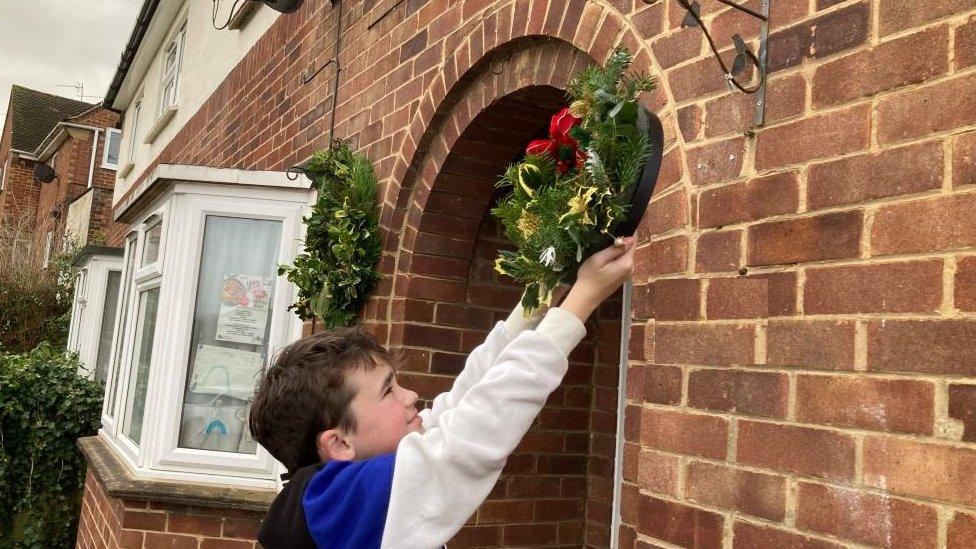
[215,274,271,345]
[189,343,264,399]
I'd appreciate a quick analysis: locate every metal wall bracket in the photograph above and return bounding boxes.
[674,0,772,126]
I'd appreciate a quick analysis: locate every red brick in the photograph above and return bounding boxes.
[167,514,222,536]
[796,482,938,548]
[696,230,741,272]
[643,188,687,237]
[807,141,944,209]
[804,260,943,314]
[767,320,856,370]
[749,271,797,316]
[868,320,976,375]
[222,517,260,539]
[200,540,252,549]
[737,421,856,480]
[637,449,679,496]
[688,369,788,418]
[873,193,976,255]
[502,523,558,545]
[748,211,863,266]
[706,277,769,319]
[120,509,167,531]
[402,323,461,350]
[957,16,976,69]
[879,0,973,36]
[949,383,976,443]
[686,461,786,521]
[699,172,799,229]
[668,54,739,103]
[864,436,976,507]
[733,521,843,549]
[651,28,703,70]
[676,104,701,143]
[640,407,729,460]
[451,525,502,547]
[685,137,745,186]
[404,276,466,301]
[636,495,724,549]
[797,375,935,434]
[654,323,755,366]
[634,235,688,279]
[143,532,199,549]
[477,499,534,523]
[879,74,976,143]
[756,104,871,169]
[648,278,700,320]
[643,364,683,405]
[767,3,871,72]
[812,26,949,108]
[949,512,976,548]
[954,130,976,188]
[704,73,805,137]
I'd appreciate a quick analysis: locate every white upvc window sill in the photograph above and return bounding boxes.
[144,106,178,144]
[118,163,135,178]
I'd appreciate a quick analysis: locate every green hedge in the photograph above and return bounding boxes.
[0,345,103,548]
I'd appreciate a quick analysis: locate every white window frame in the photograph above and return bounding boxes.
[102,235,139,432]
[0,156,7,191]
[120,97,142,177]
[102,128,122,170]
[158,21,186,117]
[100,182,309,488]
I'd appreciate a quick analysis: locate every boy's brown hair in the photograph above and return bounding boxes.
[249,326,393,473]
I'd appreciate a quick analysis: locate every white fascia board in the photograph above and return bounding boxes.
[112,0,186,110]
[113,163,313,221]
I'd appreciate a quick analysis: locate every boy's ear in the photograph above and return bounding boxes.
[317,428,355,462]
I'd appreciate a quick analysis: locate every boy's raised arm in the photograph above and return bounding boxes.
[417,293,560,430]
[382,239,634,548]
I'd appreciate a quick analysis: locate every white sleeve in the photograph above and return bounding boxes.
[418,303,548,431]
[381,308,586,549]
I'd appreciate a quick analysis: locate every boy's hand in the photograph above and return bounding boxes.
[560,236,636,323]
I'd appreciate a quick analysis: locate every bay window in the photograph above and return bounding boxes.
[66,248,123,382]
[100,181,308,487]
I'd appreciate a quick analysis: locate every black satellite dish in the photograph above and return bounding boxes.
[261,0,303,13]
[614,108,664,237]
[33,163,56,183]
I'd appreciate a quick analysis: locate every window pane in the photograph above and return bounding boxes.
[107,131,121,166]
[94,271,122,383]
[107,239,137,416]
[122,287,160,445]
[142,221,162,266]
[178,216,281,454]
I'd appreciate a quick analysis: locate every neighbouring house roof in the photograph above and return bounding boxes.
[8,85,94,152]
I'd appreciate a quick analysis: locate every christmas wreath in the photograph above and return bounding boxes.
[279,140,382,328]
[492,48,657,314]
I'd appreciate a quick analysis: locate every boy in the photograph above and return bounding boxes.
[250,237,635,548]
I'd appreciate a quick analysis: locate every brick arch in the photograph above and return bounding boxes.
[377,35,626,546]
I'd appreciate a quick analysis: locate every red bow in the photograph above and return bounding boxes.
[526,107,584,174]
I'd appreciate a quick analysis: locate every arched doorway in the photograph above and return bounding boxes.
[386,39,624,548]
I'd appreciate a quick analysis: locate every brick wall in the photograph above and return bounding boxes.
[617,0,976,547]
[76,471,264,549]
[88,0,976,547]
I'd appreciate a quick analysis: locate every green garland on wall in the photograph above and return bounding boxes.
[279,140,382,329]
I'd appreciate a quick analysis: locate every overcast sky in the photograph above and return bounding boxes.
[0,0,142,128]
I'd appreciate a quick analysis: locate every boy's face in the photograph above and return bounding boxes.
[340,360,422,460]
